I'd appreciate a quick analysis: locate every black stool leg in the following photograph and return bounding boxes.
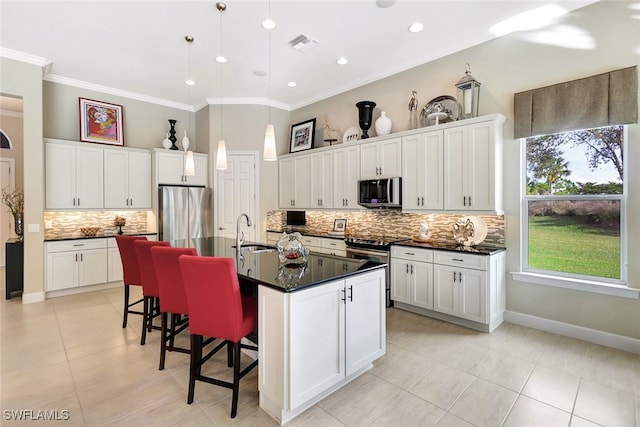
[159,312,168,370]
[122,285,130,328]
[230,341,241,418]
[141,296,149,345]
[187,334,202,404]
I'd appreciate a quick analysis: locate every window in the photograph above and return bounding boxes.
[523,125,626,283]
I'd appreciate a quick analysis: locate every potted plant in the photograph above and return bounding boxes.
[1,187,24,241]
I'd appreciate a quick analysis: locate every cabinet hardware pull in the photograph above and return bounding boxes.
[452,258,464,262]
[406,264,409,273]
[341,288,346,303]
[463,196,466,206]
[459,272,463,282]
[77,198,80,206]
[75,254,78,262]
[72,198,76,206]
[345,198,348,205]
[421,197,424,206]
[468,196,472,206]
[405,252,415,256]
[453,271,457,282]
[410,265,414,274]
[73,244,84,247]
[348,285,353,301]
[80,253,83,262]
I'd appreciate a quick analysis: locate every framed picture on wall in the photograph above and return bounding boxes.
[333,219,347,232]
[79,98,124,146]
[289,118,316,153]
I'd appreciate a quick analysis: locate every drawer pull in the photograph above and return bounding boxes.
[452,258,464,262]
[405,252,415,256]
[73,244,84,247]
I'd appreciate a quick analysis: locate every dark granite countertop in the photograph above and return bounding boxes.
[169,237,386,293]
[267,228,346,240]
[392,239,506,255]
[44,232,157,242]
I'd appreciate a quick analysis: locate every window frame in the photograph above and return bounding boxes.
[514,126,637,299]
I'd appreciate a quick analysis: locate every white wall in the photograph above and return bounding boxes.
[290,1,640,340]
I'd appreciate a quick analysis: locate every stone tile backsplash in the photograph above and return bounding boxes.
[44,210,153,239]
[267,210,505,246]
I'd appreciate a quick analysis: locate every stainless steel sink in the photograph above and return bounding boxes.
[233,244,277,254]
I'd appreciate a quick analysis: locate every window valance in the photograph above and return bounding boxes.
[514,66,637,139]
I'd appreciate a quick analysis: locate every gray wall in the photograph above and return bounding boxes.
[291,1,640,340]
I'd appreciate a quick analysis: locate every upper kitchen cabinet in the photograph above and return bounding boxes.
[155,149,208,186]
[279,155,310,209]
[360,137,402,179]
[104,148,152,209]
[333,145,360,209]
[45,140,104,209]
[402,130,444,211]
[443,115,505,213]
[309,151,333,208]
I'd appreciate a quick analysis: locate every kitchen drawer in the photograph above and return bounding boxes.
[300,236,322,248]
[433,251,487,270]
[46,238,107,253]
[322,238,346,251]
[391,246,433,262]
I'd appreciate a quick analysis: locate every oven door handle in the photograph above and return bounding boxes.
[346,247,389,258]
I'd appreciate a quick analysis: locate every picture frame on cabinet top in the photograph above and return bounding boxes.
[290,118,316,153]
[79,98,124,146]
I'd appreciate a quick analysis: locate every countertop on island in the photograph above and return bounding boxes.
[169,237,386,293]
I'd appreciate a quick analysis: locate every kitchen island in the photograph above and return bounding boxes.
[169,237,387,425]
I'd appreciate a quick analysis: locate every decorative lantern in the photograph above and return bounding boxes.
[455,63,481,119]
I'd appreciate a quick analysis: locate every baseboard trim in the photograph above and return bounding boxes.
[22,292,45,304]
[46,282,120,299]
[504,310,640,354]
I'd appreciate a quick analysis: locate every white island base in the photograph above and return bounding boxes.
[258,269,386,425]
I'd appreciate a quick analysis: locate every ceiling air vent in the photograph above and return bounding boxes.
[288,34,318,53]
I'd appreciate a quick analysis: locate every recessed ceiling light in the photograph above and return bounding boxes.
[262,18,276,29]
[253,70,267,77]
[408,22,424,33]
[376,0,396,8]
[216,55,227,63]
[185,79,195,86]
[288,81,297,87]
[336,57,348,65]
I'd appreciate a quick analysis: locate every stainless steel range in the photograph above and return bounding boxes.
[344,236,407,307]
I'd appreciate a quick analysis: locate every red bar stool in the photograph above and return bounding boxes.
[134,240,170,345]
[115,235,147,328]
[179,255,258,418]
[151,246,197,370]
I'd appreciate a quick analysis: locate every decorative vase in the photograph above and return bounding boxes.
[375,111,392,136]
[162,133,171,149]
[13,212,23,241]
[168,119,178,150]
[181,130,190,151]
[355,101,376,139]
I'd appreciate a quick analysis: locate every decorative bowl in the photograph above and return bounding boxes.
[80,227,100,237]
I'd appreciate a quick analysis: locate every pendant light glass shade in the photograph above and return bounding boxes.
[184,150,195,176]
[216,139,227,170]
[263,124,277,161]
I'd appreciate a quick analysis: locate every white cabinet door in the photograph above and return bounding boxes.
[402,131,444,211]
[345,269,385,376]
[128,150,152,208]
[78,248,108,286]
[333,145,360,208]
[46,251,79,291]
[411,261,434,310]
[458,267,486,323]
[46,143,76,209]
[359,138,401,179]
[390,258,410,304]
[157,151,187,185]
[104,149,129,208]
[444,120,497,211]
[433,264,457,317]
[309,151,333,208]
[45,143,103,209]
[107,246,123,282]
[289,280,345,409]
[280,155,310,209]
[186,154,208,186]
[75,145,104,208]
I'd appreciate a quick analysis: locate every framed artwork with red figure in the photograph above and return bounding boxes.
[79,98,124,146]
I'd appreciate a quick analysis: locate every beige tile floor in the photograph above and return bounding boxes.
[1,278,639,426]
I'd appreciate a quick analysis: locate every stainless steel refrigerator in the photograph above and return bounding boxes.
[158,185,214,241]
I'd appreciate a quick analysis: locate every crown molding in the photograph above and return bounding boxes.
[206,97,291,112]
[45,74,194,111]
[0,48,52,68]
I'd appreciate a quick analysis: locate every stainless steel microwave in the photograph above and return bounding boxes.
[358,177,402,209]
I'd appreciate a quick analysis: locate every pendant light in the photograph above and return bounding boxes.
[184,35,195,176]
[262,0,277,162]
[215,2,228,170]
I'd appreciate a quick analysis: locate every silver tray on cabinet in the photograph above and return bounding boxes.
[420,95,461,127]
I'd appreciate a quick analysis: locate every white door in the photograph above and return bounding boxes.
[0,159,15,267]
[216,153,257,242]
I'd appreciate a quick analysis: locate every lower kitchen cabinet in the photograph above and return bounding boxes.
[46,239,108,291]
[390,246,434,310]
[391,245,505,332]
[259,269,385,423]
[107,238,123,282]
